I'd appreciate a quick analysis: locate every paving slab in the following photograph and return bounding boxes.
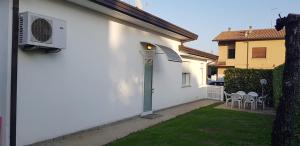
[215,103,276,115]
[30,99,219,146]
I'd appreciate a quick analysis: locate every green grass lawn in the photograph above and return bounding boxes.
[107,104,274,146]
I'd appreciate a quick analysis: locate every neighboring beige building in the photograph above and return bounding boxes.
[213,28,286,78]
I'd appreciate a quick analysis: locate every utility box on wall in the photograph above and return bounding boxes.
[19,12,67,52]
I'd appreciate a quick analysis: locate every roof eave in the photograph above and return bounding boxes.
[213,38,285,42]
[67,0,198,42]
[179,45,218,60]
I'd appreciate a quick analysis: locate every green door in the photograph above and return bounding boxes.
[143,61,153,112]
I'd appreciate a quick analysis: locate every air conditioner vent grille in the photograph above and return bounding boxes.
[31,18,52,43]
[19,16,24,43]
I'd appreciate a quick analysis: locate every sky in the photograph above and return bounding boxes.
[123,0,300,55]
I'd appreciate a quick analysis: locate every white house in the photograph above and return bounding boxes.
[0,0,218,145]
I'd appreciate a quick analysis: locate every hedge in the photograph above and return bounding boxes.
[224,68,273,106]
[272,64,284,108]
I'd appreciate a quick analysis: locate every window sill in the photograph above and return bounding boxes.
[251,58,267,59]
[182,85,192,88]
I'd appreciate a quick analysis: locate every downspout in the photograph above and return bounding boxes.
[246,27,252,69]
[246,41,249,69]
[10,0,19,145]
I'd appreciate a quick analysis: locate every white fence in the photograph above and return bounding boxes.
[205,85,224,101]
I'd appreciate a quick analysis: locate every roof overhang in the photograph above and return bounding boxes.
[179,45,218,61]
[213,38,284,42]
[156,44,182,62]
[212,28,285,42]
[141,42,182,63]
[67,0,198,42]
[180,54,208,62]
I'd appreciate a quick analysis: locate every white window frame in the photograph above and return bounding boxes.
[182,72,191,87]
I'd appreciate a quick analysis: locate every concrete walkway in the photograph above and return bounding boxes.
[31,99,219,146]
[215,103,276,115]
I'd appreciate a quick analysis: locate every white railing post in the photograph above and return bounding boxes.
[220,86,224,101]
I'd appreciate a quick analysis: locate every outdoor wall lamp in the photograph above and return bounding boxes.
[140,42,156,50]
[147,44,153,50]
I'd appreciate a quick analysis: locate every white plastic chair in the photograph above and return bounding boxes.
[257,95,268,110]
[224,91,232,106]
[243,94,256,110]
[236,91,246,96]
[248,92,259,108]
[236,91,246,103]
[231,93,242,109]
[248,92,258,97]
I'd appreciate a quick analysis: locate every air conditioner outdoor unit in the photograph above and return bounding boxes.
[19,12,66,53]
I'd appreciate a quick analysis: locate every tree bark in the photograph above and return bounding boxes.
[272,14,300,146]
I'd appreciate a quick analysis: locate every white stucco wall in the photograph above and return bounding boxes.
[152,56,207,110]
[0,0,12,145]
[17,0,208,145]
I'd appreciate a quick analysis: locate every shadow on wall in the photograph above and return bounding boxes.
[106,17,181,110]
[106,19,145,112]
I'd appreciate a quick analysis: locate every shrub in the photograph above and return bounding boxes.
[224,68,273,106]
[272,64,284,109]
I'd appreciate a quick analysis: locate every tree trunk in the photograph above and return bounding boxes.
[272,14,300,146]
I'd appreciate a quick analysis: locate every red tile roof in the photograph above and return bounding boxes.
[179,45,218,60]
[213,28,285,42]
